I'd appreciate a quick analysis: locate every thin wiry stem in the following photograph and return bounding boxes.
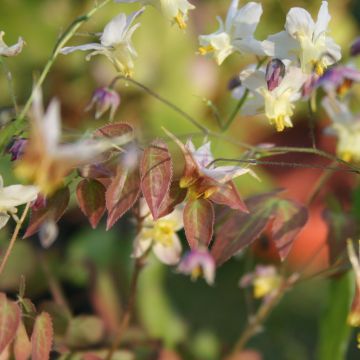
[0,0,113,148]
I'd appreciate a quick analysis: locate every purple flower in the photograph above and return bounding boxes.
[86,87,120,121]
[350,37,360,57]
[7,138,27,161]
[265,59,285,91]
[317,66,360,96]
[177,249,215,285]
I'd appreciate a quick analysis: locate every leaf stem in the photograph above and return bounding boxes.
[0,202,31,276]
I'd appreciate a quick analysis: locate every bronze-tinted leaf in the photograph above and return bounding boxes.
[212,193,279,266]
[14,322,31,360]
[141,140,172,220]
[31,312,53,360]
[76,179,106,229]
[184,199,214,249]
[24,187,70,238]
[271,199,308,261]
[93,122,133,139]
[0,293,21,353]
[157,181,187,218]
[106,168,141,230]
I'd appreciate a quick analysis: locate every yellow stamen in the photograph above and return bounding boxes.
[198,45,215,56]
[313,61,326,76]
[175,11,187,30]
[341,151,353,163]
[337,79,353,97]
[270,116,286,132]
[203,187,218,199]
[191,265,202,281]
[347,312,360,327]
[180,176,197,189]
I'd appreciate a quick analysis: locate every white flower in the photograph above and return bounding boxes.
[0,31,25,57]
[322,96,360,162]
[0,175,38,230]
[240,66,307,131]
[198,0,265,65]
[115,0,195,29]
[60,9,144,76]
[263,1,341,75]
[132,200,183,265]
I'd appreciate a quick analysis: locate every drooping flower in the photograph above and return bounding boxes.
[0,175,38,230]
[263,1,341,75]
[86,87,120,121]
[239,65,307,131]
[239,265,282,299]
[115,0,195,29]
[198,0,265,65]
[322,96,360,163]
[177,249,216,285]
[60,9,144,76]
[133,200,183,265]
[6,138,27,161]
[15,88,133,195]
[0,31,25,57]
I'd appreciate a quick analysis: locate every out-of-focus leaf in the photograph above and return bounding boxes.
[40,302,71,337]
[24,187,70,238]
[209,181,248,213]
[323,208,358,266]
[65,316,104,349]
[157,180,187,218]
[19,298,36,339]
[91,270,122,334]
[31,312,53,360]
[212,193,278,266]
[184,199,214,249]
[271,199,308,261]
[76,179,106,229]
[93,122,133,139]
[106,168,141,230]
[140,140,172,220]
[14,322,31,360]
[0,293,21,353]
[317,272,354,360]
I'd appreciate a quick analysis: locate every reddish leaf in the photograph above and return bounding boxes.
[31,312,53,360]
[93,122,133,138]
[14,322,31,360]
[76,179,106,229]
[0,293,21,353]
[209,181,248,213]
[184,199,214,249]
[24,187,70,238]
[106,168,141,230]
[158,181,187,218]
[141,140,173,220]
[271,199,308,261]
[212,193,279,266]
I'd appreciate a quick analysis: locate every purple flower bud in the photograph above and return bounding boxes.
[31,194,47,211]
[177,249,215,285]
[228,76,242,91]
[265,59,286,91]
[350,37,360,57]
[6,137,27,161]
[302,74,319,98]
[86,87,120,121]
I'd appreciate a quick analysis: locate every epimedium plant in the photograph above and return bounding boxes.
[1,0,360,359]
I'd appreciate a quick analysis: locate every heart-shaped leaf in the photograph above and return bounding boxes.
[184,199,214,249]
[76,179,106,229]
[141,140,172,220]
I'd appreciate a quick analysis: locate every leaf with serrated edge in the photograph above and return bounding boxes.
[212,193,279,266]
[157,181,187,218]
[31,312,53,360]
[106,169,141,230]
[14,322,31,360]
[24,187,70,238]
[184,199,214,249]
[272,199,308,261]
[141,140,172,220]
[76,179,106,229]
[93,122,133,138]
[0,293,21,353]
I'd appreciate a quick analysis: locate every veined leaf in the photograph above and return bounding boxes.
[184,199,214,249]
[24,187,70,238]
[76,179,106,229]
[141,140,172,220]
[0,293,21,353]
[31,312,53,360]
[157,181,187,218]
[93,122,133,139]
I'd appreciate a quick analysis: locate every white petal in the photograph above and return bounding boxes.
[324,37,342,65]
[275,66,307,95]
[285,7,315,39]
[0,185,38,209]
[241,95,264,115]
[0,212,10,230]
[322,97,353,124]
[201,165,251,183]
[234,37,266,56]
[240,69,266,92]
[0,32,25,57]
[263,31,298,59]
[43,99,62,152]
[101,14,127,46]
[225,0,239,32]
[153,234,182,265]
[132,231,152,258]
[314,1,331,41]
[60,43,104,55]
[162,206,184,232]
[233,2,263,38]
[192,142,214,168]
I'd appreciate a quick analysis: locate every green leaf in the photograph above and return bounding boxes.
[317,272,355,360]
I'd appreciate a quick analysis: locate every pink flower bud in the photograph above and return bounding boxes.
[265,59,285,91]
[86,87,120,121]
[31,194,47,211]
